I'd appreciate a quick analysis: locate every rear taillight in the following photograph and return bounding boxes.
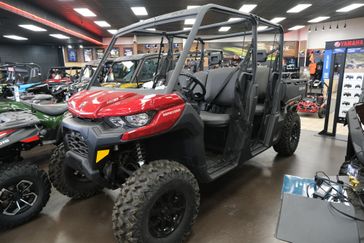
[0,129,15,139]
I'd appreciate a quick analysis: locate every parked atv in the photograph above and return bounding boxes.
[0,111,51,229]
[49,5,306,242]
[0,87,68,144]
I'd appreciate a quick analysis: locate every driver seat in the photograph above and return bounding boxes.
[31,103,68,116]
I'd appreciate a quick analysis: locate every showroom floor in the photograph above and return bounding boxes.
[0,117,356,243]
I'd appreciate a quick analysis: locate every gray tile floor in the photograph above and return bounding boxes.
[0,126,351,243]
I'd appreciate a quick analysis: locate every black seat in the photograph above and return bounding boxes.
[199,67,239,126]
[31,103,68,116]
[254,65,271,115]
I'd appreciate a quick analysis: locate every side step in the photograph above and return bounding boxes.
[250,142,268,157]
[206,159,238,180]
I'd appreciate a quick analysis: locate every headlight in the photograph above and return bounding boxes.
[125,113,150,127]
[107,116,126,128]
[106,112,152,128]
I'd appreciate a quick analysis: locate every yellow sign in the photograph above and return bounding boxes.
[96,149,110,163]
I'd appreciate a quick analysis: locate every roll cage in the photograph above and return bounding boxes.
[88,4,284,95]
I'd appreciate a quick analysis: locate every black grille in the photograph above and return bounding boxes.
[65,131,88,157]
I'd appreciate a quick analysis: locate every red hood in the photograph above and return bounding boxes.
[68,90,184,119]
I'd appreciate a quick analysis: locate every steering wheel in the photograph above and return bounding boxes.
[178,72,206,102]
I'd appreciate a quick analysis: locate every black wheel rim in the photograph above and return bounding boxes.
[0,180,38,216]
[149,190,186,238]
[290,123,299,146]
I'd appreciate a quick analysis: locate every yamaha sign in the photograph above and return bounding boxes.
[326,38,364,49]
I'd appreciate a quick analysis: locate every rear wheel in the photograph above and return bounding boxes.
[0,163,51,229]
[49,143,102,199]
[112,160,200,243]
[273,112,301,156]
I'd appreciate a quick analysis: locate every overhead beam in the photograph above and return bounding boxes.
[0,1,103,45]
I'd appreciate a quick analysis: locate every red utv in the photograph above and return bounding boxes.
[49,5,306,243]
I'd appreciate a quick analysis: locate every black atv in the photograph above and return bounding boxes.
[0,111,51,229]
[49,5,306,242]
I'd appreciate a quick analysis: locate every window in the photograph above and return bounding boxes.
[138,58,158,82]
[105,60,138,83]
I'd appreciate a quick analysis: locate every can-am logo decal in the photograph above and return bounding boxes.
[162,108,181,117]
[0,139,10,146]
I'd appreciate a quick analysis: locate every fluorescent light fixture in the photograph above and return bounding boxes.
[108,29,117,34]
[67,45,73,49]
[94,21,110,27]
[73,8,96,17]
[228,17,242,22]
[287,4,312,13]
[308,16,330,23]
[184,18,195,25]
[49,34,70,39]
[183,27,192,31]
[336,3,364,12]
[3,35,28,40]
[288,25,305,31]
[187,5,200,9]
[79,45,84,48]
[131,7,148,16]
[257,26,268,31]
[219,26,231,32]
[19,24,46,32]
[270,17,286,24]
[146,28,156,31]
[239,4,257,13]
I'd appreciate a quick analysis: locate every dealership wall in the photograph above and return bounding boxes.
[298,17,364,49]
[0,44,63,78]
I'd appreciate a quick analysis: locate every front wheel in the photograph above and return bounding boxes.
[318,106,326,118]
[112,160,200,243]
[0,163,51,229]
[49,143,102,199]
[273,112,301,156]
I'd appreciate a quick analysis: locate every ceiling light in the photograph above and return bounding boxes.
[183,27,191,31]
[336,4,364,12]
[288,25,305,31]
[94,21,110,27]
[3,35,28,40]
[73,8,96,17]
[308,16,330,23]
[146,28,156,31]
[228,17,242,22]
[219,26,231,32]
[257,26,268,31]
[49,34,70,39]
[270,17,286,24]
[131,7,148,16]
[79,45,84,48]
[184,18,195,25]
[187,5,200,9]
[19,24,46,32]
[287,4,312,13]
[108,29,117,34]
[67,45,73,48]
[239,4,257,13]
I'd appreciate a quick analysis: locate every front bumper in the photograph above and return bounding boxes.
[62,116,125,184]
